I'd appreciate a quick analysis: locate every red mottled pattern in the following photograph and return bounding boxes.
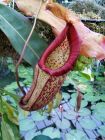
[31,74,66,110]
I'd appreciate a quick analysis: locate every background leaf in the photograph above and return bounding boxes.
[2,114,20,140]
[3,89,20,103]
[42,127,60,139]
[0,4,48,67]
[1,116,15,140]
[79,72,91,80]
[2,99,18,125]
[32,135,60,140]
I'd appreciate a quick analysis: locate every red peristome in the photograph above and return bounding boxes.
[38,23,81,76]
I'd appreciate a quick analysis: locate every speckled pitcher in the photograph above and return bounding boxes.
[19,23,81,111]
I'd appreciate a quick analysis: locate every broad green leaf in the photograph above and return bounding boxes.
[19,118,35,131]
[2,99,18,125]
[0,131,1,140]
[62,92,70,101]
[69,98,88,108]
[100,94,105,101]
[0,4,48,67]
[32,135,60,140]
[66,130,89,140]
[42,127,60,139]
[63,111,77,120]
[1,116,15,140]
[3,114,20,140]
[62,80,70,86]
[98,125,105,137]
[92,102,105,122]
[84,93,101,103]
[79,108,91,116]
[25,130,41,140]
[31,111,46,121]
[79,118,97,130]
[63,108,90,120]
[55,119,70,129]
[0,97,3,114]
[93,111,105,122]
[4,82,19,91]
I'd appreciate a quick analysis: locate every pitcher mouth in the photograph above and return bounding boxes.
[39,23,80,76]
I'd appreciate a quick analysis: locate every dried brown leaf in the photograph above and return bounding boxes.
[76,88,83,112]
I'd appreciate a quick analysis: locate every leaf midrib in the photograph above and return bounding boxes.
[0,14,40,59]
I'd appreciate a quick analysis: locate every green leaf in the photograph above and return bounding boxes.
[70,98,88,108]
[3,89,20,103]
[79,118,97,130]
[32,135,60,140]
[2,99,18,125]
[98,125,105,137]
[65,130,89,140]
[0,131,1,140]
[55,119,70,129]
[62,80,70,86]
[63,108,91,120]
[1,116,15,140]
[92,102,105,112]
[100,94,105,101]
[79,108,91,116]
[3,114,20,140]
[24,130,41,140]
[84,93,100,102]
[42,127,60,139]
[0,4,48,67]
[93,111,105,122]
[92,102,105,122]
[0,95,3,114]
[62,92,70,101]
[0,71,16,88]
[31,111,47,121]
[79,72,91,80]
[19,118,35,131]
